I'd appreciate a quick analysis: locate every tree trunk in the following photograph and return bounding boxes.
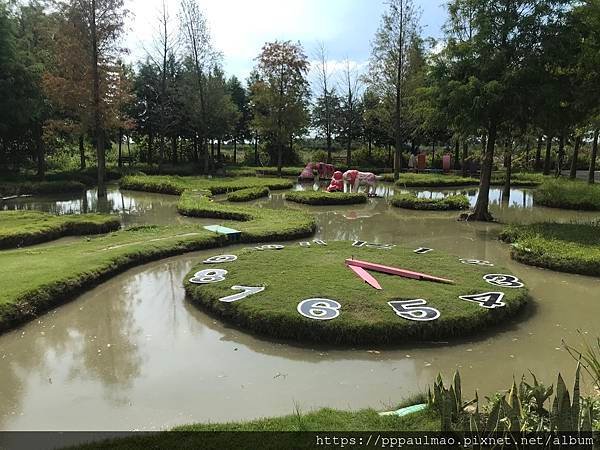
[126,134,131,164]
[233,138,237,163]
[148,131,154,164]
[503,143,512,204]
[118,129,123,168]
[346,137,352,167]
[393,0,404,181]
[254,135,259,166]
[172,136,178,164]
[79,135,86,170]
[368,138,372,159]
[555,134,565,177]
[543,135,553,175]
[193,134,199,162]
[90,0,105,198]
[432,142,435,168]
[589,129,599,184]
[203,138,209,174]
[569,135,581,180]
[524,138,531,170]
[471,121,496,222]
[326,131,332,165]
[534,135,542,172]
[36,132,45,179]
[277,141,283,177]
[454,139,460,170]
[461,140,469,177]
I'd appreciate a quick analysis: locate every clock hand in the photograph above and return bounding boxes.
[345,259,454,285]
[346,264,382,290]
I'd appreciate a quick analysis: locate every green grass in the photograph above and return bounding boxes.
[74,407,439,449]
[500,222,600,276]
[384,172,545,188]
[393,173,479,187]
[120,175,294,196]
[285,190,368,205]
[0,211,121,249]
[226,186,270,202]
[0,225,226,333]
[185,241,528,344]
[0,178,316,332]
[390,194,470,211]
[491,172,547,187]
[534,178,600,211]
[0,180,86,197]
[178,192,316,242]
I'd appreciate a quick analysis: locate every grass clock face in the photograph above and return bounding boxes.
[184,241,529,344]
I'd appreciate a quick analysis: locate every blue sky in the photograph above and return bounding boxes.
[128,0,448,81]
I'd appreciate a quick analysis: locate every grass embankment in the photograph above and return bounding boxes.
[178,192,315,242]
[0,177,316,332]
[0,180,86,197]
[226,186,269,202]
[120,175,294,196]
[534,178,600,211]
[76,407,438,449]
[386,172,545,187]
[500,222,600,276]
[185,241,528,344]
[0,211,121,249]
[285,190,367,205]
[391,194,470,211]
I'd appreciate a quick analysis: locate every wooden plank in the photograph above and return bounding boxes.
[347,264,382,290]
[344,258,454,284]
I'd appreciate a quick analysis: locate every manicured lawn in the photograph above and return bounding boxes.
[226,186,270,202]
[75,407,438,449]
[285,190,367,205]
[500,222,600,276]
[0,211,121,249]
[185,241,528,344]
[491,172,546,187]
[390,194,470,211]
[533,178,600,211]
[120,175,294,196]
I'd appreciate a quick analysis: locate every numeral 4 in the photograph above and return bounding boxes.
[459,292,505,309]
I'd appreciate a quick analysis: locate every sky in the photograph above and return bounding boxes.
[126,0,448,83]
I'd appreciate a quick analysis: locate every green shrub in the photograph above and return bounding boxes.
[285,190,368,205]
[500,222,600,276]
[226,186,270,202]
[534,178,600,211]
[391,194,470,211]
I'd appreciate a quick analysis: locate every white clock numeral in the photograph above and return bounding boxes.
[219,286,265,303]
[189,269,228,284]
[388,299,440,322]
[297,298,341,321]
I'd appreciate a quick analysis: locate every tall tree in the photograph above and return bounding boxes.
[339,59,362,167]
[368,0,421,180]
[313,41,335,163]
[250,40,310,176]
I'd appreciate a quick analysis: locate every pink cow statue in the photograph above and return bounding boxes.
[298,162,335,181]
[343,170,382,196]
[326,171,344,192]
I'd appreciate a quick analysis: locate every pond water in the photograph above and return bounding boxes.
[1,184,599,431]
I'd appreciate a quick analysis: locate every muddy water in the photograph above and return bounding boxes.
[1,187,600,431]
